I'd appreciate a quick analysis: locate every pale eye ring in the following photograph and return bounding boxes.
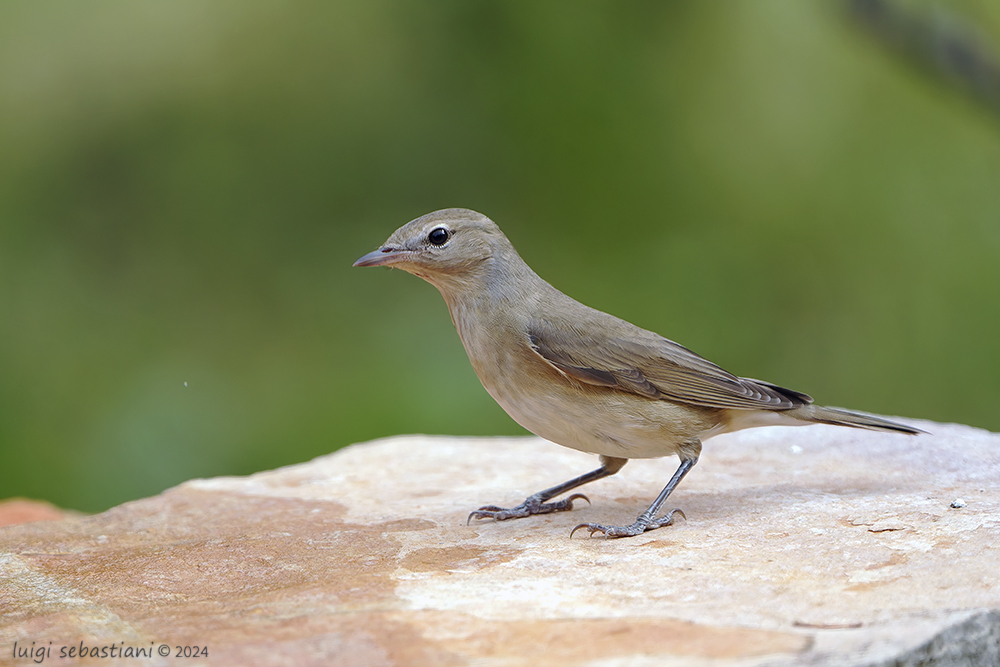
[428,227,450,246]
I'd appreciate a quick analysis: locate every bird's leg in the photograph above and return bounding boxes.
[572,455,697,539]
[468,456,627,524]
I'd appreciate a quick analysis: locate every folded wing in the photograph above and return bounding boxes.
[527,319,812,411]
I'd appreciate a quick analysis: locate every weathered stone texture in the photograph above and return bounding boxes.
[2,420,998,666]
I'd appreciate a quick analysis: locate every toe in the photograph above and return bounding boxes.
[651,508,686,528]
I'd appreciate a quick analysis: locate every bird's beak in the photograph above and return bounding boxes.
[353,247,410,267]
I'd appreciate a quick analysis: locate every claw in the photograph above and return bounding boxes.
[467,493,592,525]
[467,505,505,524]
[467,507,514,524]
[570,523,604,539]
[570,508,686,539]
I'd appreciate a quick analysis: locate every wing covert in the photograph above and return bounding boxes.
[527,321,810,411]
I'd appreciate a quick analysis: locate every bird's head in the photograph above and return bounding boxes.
[354,208,513,290]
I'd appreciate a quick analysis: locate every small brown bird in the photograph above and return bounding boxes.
[354,209,922,538]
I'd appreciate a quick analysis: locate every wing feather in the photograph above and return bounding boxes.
[527,321,810,411]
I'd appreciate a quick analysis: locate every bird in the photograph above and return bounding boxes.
[354,208,923,538]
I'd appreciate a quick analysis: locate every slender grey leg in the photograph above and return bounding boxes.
[571,456,697,539]
[468,456,628,524]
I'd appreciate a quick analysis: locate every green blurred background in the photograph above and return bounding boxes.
[1,1,998,513]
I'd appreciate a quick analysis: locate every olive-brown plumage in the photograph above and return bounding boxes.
[355,208,922,538]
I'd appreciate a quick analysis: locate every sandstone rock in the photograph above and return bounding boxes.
[0,499,73,528]
[1,420,998,666]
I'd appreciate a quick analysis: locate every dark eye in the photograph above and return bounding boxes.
[428,227,450,246]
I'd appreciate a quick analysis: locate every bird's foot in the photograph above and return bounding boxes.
[468,493,590,524]
[571,508,685,539]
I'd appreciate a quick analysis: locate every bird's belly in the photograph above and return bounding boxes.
[486,377,722,460]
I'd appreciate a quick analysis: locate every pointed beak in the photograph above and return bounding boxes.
[353,247,410,267]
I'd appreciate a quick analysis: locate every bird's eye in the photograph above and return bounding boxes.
[428,227,450,246]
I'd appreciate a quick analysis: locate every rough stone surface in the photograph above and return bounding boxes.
[0,500,72,528]
[1,419,998,666]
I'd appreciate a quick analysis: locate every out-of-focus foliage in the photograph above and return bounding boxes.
[1,1,998,512]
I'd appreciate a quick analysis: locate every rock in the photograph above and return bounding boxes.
[0,498,73,527]
[1,420,998,666]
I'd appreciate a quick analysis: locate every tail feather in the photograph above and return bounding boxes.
[787,405,925,435]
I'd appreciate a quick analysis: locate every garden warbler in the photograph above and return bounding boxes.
[354,208,922,538]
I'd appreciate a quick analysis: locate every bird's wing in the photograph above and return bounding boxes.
[527,319,811,411]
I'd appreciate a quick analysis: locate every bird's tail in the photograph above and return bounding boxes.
[785,405,925,435]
